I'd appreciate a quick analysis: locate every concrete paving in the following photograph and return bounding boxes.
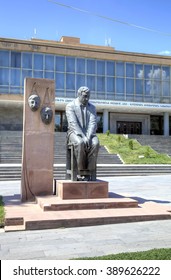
[0,175,171,260]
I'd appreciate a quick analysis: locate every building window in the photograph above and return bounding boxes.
[116,62,124,77]
[87,75,95,91]
[126,78,134,94]
[106,61,115,76]
[76,58,85,73]
[126,63,134,77]
[56,56,65,72]
[66,57,75,73]
[55,73,64,89]
[66,73,75,89]
[87,59,96,74]
[76,74,85,89]
[116,78,124,93]
[97,76,105,92]
[97,60,105,75]
[22,53,32,69]
[45,55,54,71]
[0,50,9,67]
[107,77,115,92]
[0,68,9,85]
[34,53,43,70]
[11,69,21,86]
[11,52,21,68]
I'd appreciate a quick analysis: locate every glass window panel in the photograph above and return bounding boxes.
[66,73,75,89]
[116,78,124,93]
[0,50,9,67]
[97,61,105,75]
[126,95,134,101]
[162,81,170,96]
[66,57,75,73]
[106,61,115,76]
[22,70,32,85]
[76,74,85,89]
[87,59,95,74]
[34,54,43,70]
[45,55,54,71]
[11,52,21,68]
[135,79,143,95]
[0,68,9,85]
[107,77,115,92]
[162,66,170,78]
[97,76,105,92]
[126,78,134,94]
[144,80,153,95]
[161,67,170,81]
[0,86,9,93]
[55,73,64,89]
[66,90,75,98]
[22,53,32,69]
[135,64,143,79]
[10,87,21,94]
[97,93,105,99]
[106,93,115,100]
[45,71,54,79]
[126,63,134,77]
[87,75,95,91]
[151,66,161,80]
[56,56,65,72]
[55,89,65,97]
[76,58,85,73]
[153,65,161,71]
[115,94,124,100]
[116,62,124,77]
[152,79,162,96]
[33,70,43,78]
[144,65,152,79]
[11,69,21,86]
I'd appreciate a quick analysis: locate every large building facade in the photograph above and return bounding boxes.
[1,36,171,135]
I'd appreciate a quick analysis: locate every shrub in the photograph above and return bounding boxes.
[128,139,134,150]
[106,130,110,136]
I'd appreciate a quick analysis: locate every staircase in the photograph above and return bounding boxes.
[0,132,122,181]
[129,134,171,156]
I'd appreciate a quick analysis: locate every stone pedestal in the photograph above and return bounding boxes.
[21,78,55,202]
[56,180,109,200]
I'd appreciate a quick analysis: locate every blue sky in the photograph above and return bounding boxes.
[1,0,171,55]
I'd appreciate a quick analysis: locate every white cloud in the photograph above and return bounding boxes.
[158,50,171,55]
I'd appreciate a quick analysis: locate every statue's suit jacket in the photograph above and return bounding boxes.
[66,98,97,140]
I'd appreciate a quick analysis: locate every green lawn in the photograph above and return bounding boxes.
[74,248,171,260]
[97,133,171,164]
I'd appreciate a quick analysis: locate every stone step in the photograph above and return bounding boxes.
[1,166,171,181]
[36,196,138,211]
[4,196,171,231]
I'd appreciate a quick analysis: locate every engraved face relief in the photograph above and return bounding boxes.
[40,107,53,125]
[28,94,41,111]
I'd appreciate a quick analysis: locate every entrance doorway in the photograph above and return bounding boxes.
[55,111,67,132]
[117,121,142,134]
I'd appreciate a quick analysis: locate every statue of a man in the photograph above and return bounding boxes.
[66,86,99,181]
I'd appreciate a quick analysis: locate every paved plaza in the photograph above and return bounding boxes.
[0,175,171,260]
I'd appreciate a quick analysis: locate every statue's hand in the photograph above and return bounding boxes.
[83,136,89,146]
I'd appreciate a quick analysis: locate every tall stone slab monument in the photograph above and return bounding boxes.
[21,78,55,202]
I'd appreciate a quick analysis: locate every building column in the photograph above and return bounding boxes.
[164,112,169,136]
[103,109,109,133]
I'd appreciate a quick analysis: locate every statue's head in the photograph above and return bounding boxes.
[78,86,90,106]
[28,94,41,111]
